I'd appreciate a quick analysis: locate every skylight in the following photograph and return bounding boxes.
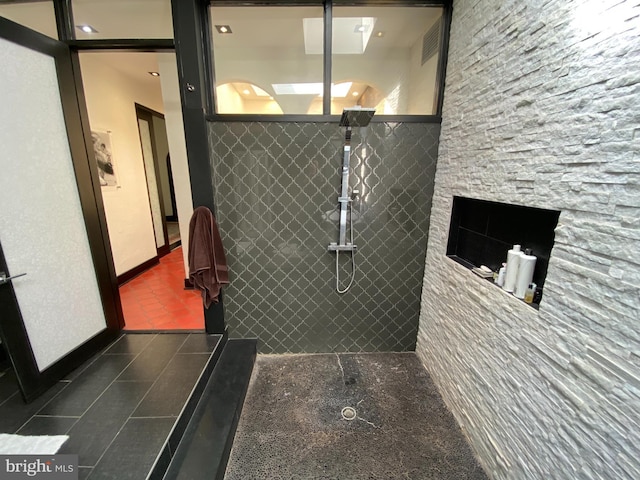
[303,17,377,55]
[272,82,353,97]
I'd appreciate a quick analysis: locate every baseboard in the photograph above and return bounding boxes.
[117,256,159,285]
[158,244,171,258]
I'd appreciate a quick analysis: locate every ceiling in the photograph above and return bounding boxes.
[210,6,442,52]
[79,51,163,89]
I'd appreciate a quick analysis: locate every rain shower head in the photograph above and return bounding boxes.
[339,107,376,128]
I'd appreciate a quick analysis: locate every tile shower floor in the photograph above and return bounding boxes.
[225,353,488,480]
[120,247,204,330]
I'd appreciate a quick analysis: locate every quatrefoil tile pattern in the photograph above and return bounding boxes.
[209,122,440,353]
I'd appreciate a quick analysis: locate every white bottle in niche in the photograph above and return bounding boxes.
[503,244,521,293]
[496,263,506,287]
[514,248,537,299]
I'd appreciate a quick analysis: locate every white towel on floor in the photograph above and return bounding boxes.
[0,434,69,454]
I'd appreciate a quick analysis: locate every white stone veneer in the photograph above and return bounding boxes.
[416,1,640,479]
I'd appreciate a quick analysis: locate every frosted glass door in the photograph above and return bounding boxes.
[0,36,108,371]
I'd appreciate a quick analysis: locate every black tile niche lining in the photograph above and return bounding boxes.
[446,196,560,306]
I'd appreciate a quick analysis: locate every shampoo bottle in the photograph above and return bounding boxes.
[503,244,521,293]
[514,248,537,299]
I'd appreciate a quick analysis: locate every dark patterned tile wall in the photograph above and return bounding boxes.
[208,122,440,353]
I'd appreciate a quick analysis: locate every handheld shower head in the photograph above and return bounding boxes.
[339,107,376,128]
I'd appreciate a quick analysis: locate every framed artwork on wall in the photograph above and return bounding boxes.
[91,130,118,187]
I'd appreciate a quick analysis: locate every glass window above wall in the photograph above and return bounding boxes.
[210,5,324,115]
[0,1,58,39]
[72,0,173,39]
[331,6,443,115]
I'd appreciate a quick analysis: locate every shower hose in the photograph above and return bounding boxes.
[336,200,356,294]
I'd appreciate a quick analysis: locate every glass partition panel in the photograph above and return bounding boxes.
[331,6,443,115]
[72,0,173,39]
[210,5,324,115]
[0,1,58,39]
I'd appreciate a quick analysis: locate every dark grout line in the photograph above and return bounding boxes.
[12,382,72,434]
[0,390,19,409]
[128,415,176,419]
[32,414,82,419]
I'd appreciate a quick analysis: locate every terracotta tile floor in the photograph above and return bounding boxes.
[120,247,204,330]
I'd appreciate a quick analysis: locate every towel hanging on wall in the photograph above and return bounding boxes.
[188,206,229,308]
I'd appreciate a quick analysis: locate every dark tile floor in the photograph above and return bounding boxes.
[225,353,488,480]
[0,333,222,479]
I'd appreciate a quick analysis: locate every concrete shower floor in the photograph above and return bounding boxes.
[225,353,488,480]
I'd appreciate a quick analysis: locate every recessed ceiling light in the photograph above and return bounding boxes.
[77,24,98,34]
[376,31,384,37]
[149,72,160,77]
[215,25,232,34]
[352,91,359,96]
[243,89,250,95]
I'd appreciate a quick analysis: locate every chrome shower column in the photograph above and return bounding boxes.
[328,107,375,293]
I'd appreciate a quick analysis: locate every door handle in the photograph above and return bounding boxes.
[0,271,27,285]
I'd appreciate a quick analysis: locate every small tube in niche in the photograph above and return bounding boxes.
[524,283,537,304]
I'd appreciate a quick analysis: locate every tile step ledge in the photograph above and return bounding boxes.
[159,338,258,480]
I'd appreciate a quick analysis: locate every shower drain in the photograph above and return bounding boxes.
[341,406,357,421]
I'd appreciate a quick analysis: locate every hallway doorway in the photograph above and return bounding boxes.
[78,51,202,331]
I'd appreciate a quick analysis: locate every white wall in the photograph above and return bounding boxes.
[407,19,440,116]
[417,0,640,479]
[79,53,162,276]
[217,82,246,114]
[157,53,194,277]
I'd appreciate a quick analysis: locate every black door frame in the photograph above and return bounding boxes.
[0,17,122,402]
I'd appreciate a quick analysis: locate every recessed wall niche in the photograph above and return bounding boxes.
[446,196,560,305]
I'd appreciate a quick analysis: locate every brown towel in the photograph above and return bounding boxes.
[188,206,229,308]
